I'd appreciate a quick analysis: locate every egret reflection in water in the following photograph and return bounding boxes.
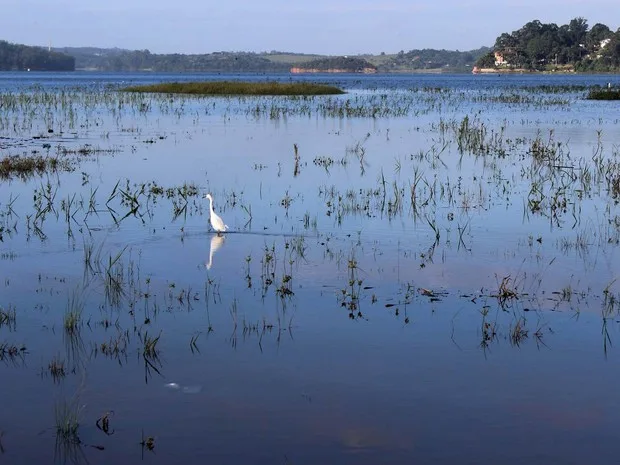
[206,234,226,270]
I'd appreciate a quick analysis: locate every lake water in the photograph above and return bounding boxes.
[1,71,620,464]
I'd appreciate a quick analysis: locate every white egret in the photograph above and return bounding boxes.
[204,193,229,233]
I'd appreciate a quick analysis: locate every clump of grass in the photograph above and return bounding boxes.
[47,356,67,383]
[0,341,27,363]
[0,305,16,330]
[0,154,70,180]
[123,81,345,96]
[140,331,163,381]
[54,396,84,442]
[494,275,520,306]
[104,247,128,308]
[529,132,558,161]
[587,88,620,100]
[140,431,155,454]
[561,285,572,302]
[64,292,84,334]
[510,318,529,346]
[276,274,294,298]
[96,332,129,360]
[141,331,161,359]
[339,254,365,320]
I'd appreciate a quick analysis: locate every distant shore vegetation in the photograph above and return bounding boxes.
[291,56,377,73]
[475,18,620,72]
[123,81,345,96]
[3,17,619,74]
[0,40,74,71]
[52,46,488,73]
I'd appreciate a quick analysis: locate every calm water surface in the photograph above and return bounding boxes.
[0,71,619,464]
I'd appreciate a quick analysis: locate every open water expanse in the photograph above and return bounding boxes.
[1,71,620,464]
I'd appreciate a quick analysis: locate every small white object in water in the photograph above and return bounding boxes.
[164,382,181,390]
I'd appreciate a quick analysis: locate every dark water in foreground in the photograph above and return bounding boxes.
[0,71,619,464]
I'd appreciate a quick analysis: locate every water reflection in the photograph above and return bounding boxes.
[206,234,226,270]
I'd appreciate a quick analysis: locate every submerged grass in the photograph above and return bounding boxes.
[123,81,345,96]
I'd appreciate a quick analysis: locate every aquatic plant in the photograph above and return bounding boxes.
[54,396,84,442]
[0,305,16,330]
[47,356,67,383]
[64,291,84,334]
[0,154,70,180]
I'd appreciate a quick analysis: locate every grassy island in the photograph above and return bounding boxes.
[587,88,620,100]
[123,81,345,95]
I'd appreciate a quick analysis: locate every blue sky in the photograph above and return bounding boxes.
[2,0,618,54]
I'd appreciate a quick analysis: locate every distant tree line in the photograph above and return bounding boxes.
[476,18,620,71]
[294,56,377,72]
[55,47,291,73]
[378,47,490,72]
[57,46,486,73]
[0,40,74,71]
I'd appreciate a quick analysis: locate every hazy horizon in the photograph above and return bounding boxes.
[2,0,619,55]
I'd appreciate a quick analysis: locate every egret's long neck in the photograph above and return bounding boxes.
[208,197,215,215]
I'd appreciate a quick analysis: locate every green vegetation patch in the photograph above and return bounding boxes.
[587,88,620,100]
[0,155,70,180]
[0,40,74,71]
[295,56,376,72]
[123,81,344,96]
[476,18,620,72]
